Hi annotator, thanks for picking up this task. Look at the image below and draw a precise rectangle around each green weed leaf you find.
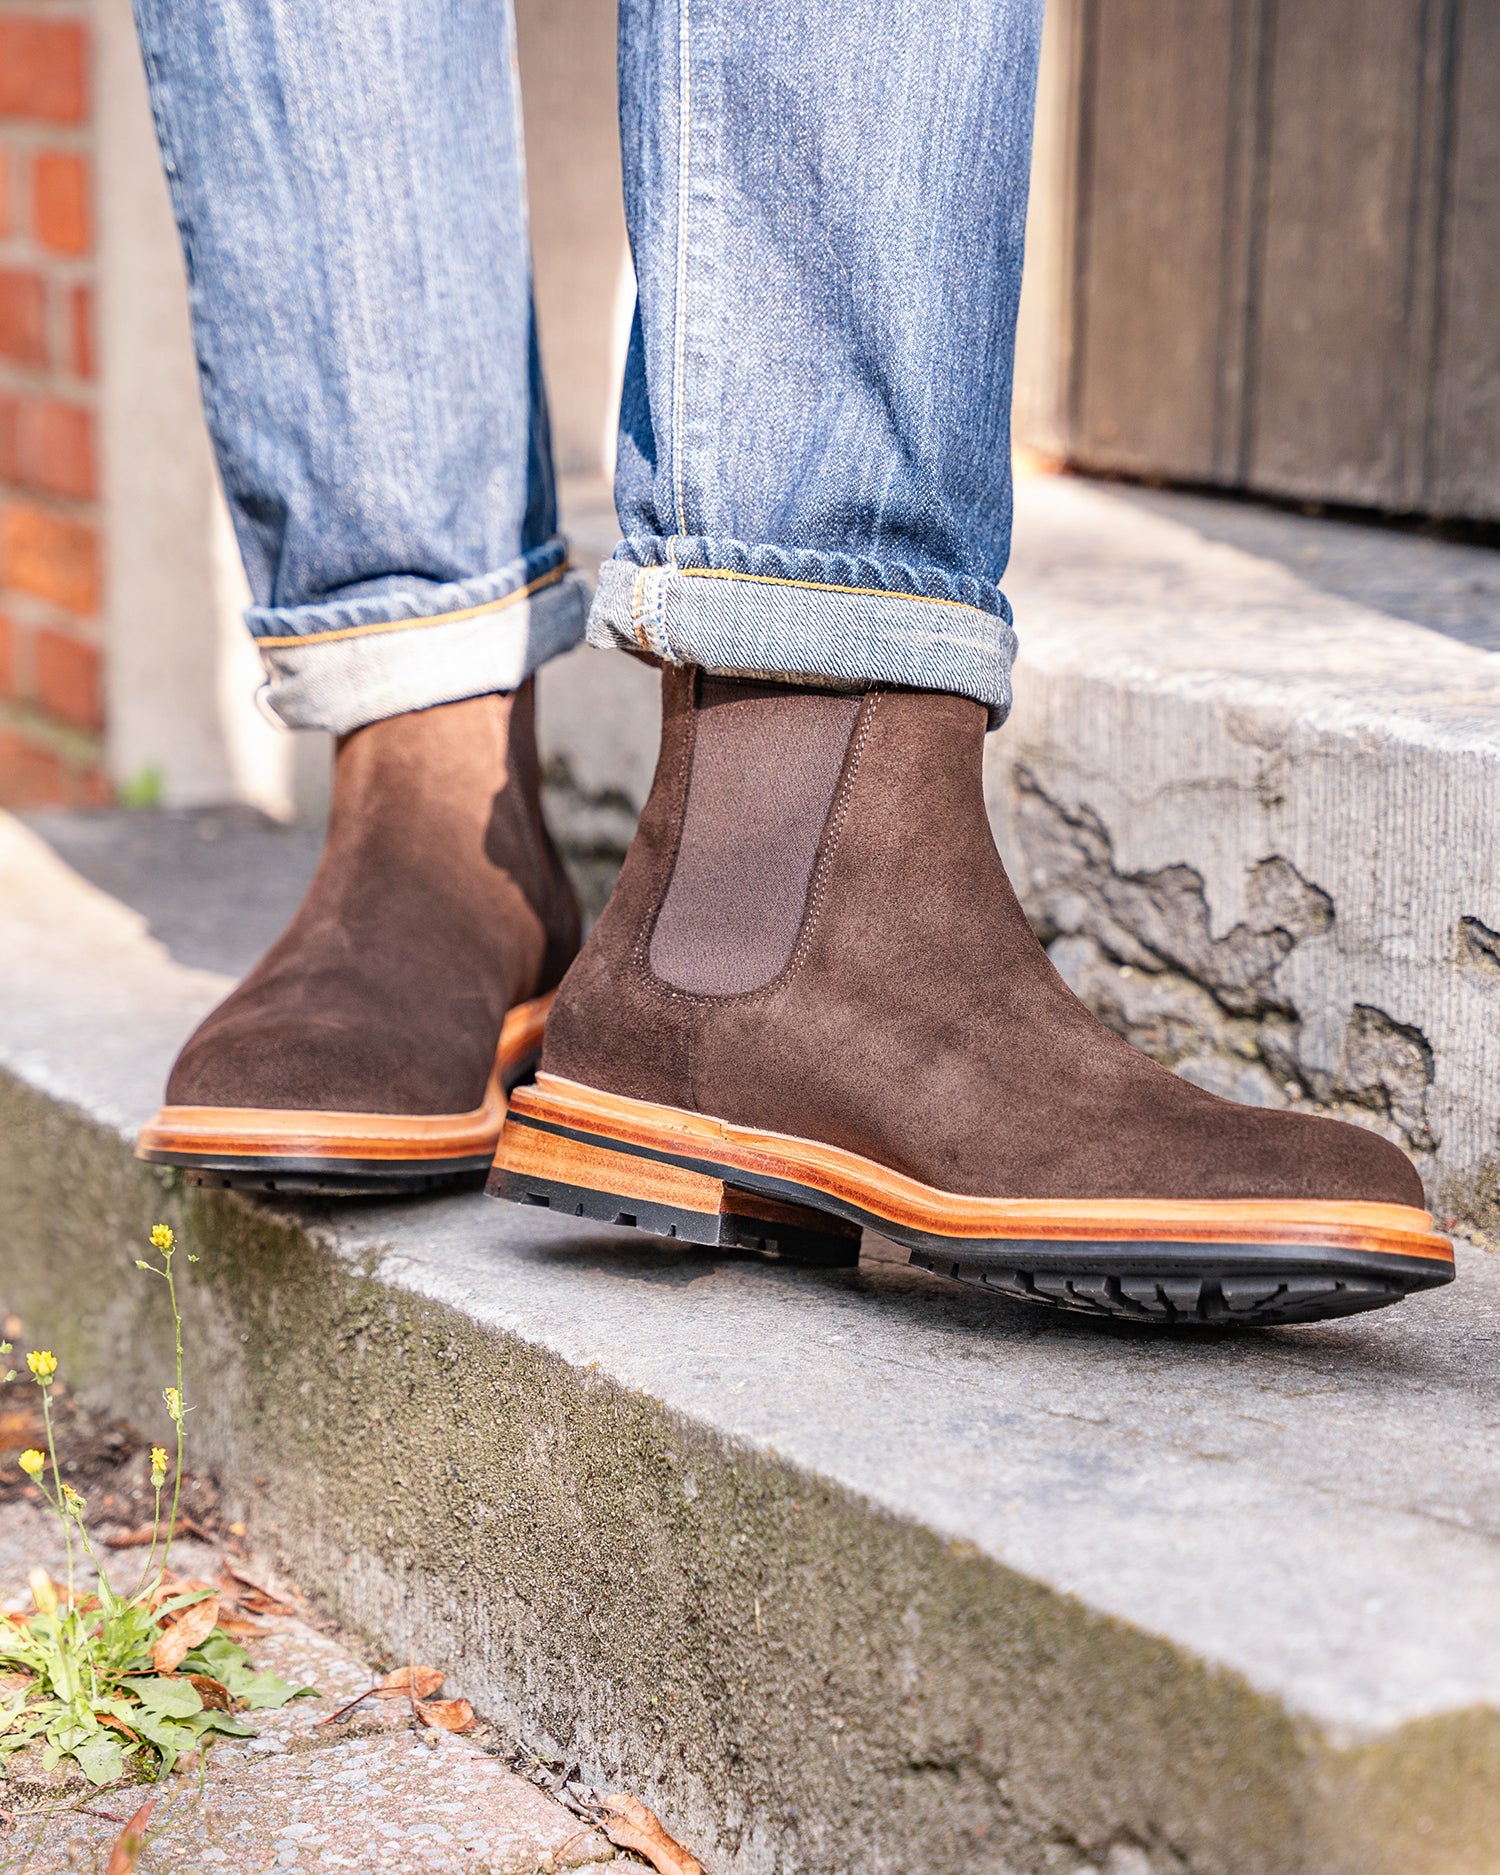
[127,1675,204,1719]
[74,1731,126,1786]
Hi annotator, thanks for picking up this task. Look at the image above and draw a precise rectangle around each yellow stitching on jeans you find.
[674,566,994,617]
[254,563,569,649]
[671,0,692,535]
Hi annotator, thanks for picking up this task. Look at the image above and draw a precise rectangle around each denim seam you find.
[632,567,673,660]
[671,0,693,536]
[629,569,651,654]
[253,562,569,649]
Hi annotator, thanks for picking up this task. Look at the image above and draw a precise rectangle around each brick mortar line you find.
[0,482,103,518]
[0,121,93,150]
[0,374,99,407]
[0,238,96,273]
[0,695,103,761]
[0,603,105,645]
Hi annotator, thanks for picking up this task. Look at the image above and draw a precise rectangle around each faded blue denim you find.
[133,0,1044,733]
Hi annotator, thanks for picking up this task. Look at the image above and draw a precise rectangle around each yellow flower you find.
[162,1386,183,1423]
[150,1446,168,1488]
[17,1449,44,1480]
[61,1483,84,1516]
[26,1350,56,1382]
[150,1225,175,1252]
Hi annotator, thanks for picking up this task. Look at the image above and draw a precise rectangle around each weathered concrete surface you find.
[3,815,1500,1874]
[990,471,1500,1243]
[0,1503,615,1874]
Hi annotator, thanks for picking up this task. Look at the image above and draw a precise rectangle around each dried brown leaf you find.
[598,1793,705,1875]
[415,1697,475,1733]
[213,1613,265,1639]
[104,1520,209,1550]
[152,1594,219,1674]
[217,1561,295,1615]
[186,1673,233,1712]
[374,1665,444,1701]
[243,1588,292,1616]
[95,1712,143,1745]
[104,1799,155,1875]
[149,1575,212,1609]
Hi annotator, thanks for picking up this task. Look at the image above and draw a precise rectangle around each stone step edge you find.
[2,1066,1496,1875]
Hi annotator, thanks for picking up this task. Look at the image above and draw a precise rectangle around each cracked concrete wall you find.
[987,721,1497,1233]
[1002,770,1439,1161]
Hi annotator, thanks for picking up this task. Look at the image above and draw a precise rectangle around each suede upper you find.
[166,685,579,1115]
[543,669,1425,1209]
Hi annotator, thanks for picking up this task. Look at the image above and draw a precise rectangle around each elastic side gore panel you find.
[649,677,861,995]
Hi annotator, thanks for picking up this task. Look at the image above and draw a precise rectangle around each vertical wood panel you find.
[1212,0,1273,482]
[1070,0,1237,480]
[1011,0,1500,520]
[1247,0,1426,506]
[1426,0,1500,518]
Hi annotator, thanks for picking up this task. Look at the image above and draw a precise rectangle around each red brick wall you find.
[0,1,107,807]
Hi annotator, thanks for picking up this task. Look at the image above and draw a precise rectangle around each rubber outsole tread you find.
[496,1171,861,1267]
[179,1164,488,1197]
[909,1256,1416,1325]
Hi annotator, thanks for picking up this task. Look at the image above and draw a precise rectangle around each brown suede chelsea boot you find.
[137,683,580,1193]
[488,668,1453,1325]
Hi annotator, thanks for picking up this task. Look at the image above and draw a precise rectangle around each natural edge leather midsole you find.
[135,992,553,1166]
[497,1073,1454,1266]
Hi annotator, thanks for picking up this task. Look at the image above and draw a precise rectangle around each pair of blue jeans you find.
[133,0,1044,735]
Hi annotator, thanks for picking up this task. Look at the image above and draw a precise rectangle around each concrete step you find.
[2,784,1500,1874]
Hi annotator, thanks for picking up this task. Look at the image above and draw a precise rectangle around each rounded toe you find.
[1268,1108,1427,1210]
[165,1009,345,1110]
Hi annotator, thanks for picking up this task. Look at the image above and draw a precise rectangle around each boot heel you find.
[488,1118,860,1266]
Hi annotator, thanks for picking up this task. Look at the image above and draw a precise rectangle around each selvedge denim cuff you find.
[249,542,589,733]
[587,550,1018,725]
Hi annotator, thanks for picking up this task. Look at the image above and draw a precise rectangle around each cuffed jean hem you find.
[586,555,1017,723]
[251,557,591,734]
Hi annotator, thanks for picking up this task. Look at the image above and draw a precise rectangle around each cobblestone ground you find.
[0,1501,616,1875]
